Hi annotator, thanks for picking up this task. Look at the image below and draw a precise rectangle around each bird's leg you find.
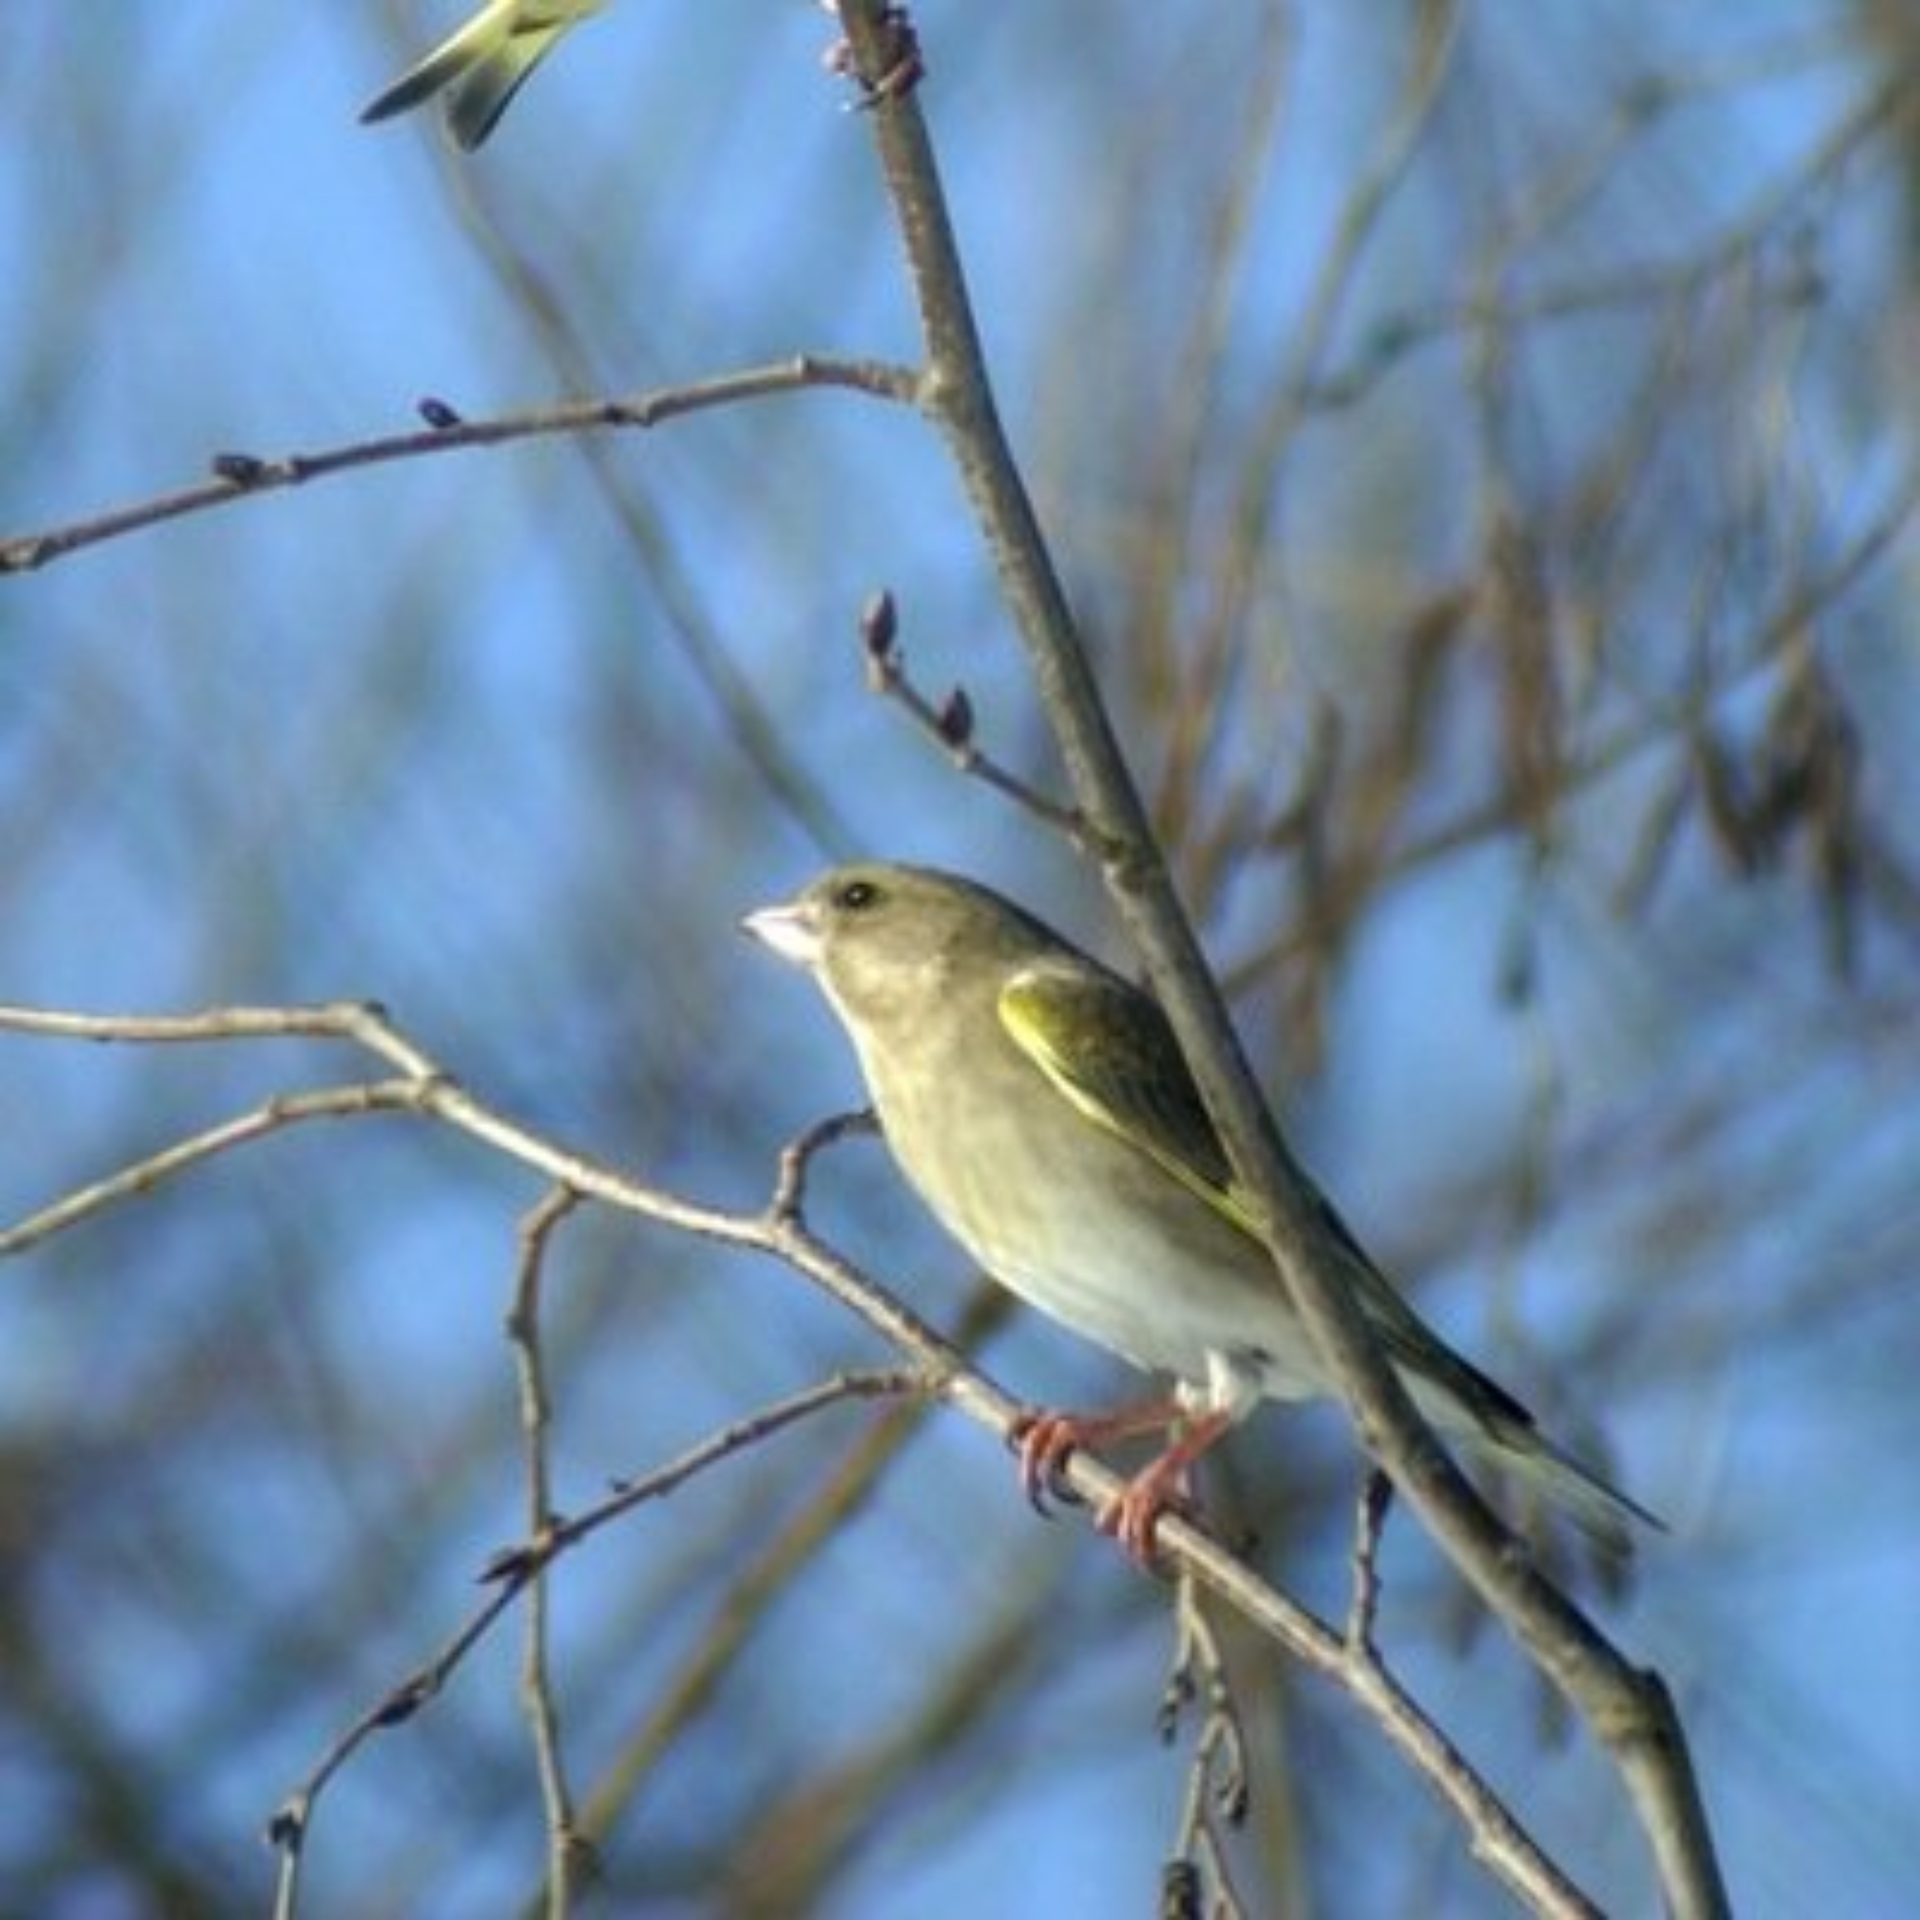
[1010,1396,1185,1514]
[1104,1411,1237,1564]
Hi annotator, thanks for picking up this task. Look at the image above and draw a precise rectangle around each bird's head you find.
[741,862,1055,1028]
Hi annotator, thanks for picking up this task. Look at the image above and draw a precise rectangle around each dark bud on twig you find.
[860,589,899,659]
[1157,1664,1195,1744]
[418,396,463,430]
[936,686,975,751]
[479,1542,537,1584]
[865,7,926,101]
[1159,1860,1202,1920]
[264,1802,307,1851]
[210,452,268,486]
[372,1677,431,1728]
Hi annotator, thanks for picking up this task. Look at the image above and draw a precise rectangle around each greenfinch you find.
[744,861,1657,1560]
[360,0,604,151]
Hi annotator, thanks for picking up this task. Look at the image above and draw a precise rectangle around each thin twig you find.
[506,1187,592,1920]
[857,588,1097,848]
[266,1368,920,1894]
[0,1074,425,1255]
[0,357,918,574]
[770,1107,880,1222]
[1345,1470,1396,1651]
[1160,1575,1252,1918]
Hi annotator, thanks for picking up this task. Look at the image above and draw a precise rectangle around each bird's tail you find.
[1454,1408,1664,1556]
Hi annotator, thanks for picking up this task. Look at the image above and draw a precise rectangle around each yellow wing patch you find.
[997,964,1262,1239]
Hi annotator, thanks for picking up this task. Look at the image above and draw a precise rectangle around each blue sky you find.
[3,5,1918,1915]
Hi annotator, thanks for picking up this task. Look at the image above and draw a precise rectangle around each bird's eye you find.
[836,879,880,912]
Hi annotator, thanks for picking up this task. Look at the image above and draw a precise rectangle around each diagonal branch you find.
[0,356,916,575]
[828,4,1727,1913]
[4,994,1597,1914]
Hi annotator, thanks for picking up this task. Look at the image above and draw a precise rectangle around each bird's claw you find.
[1097,1474,1196,1567]
[1010,1410,1088,1516]
[1009,1396,1197,1547]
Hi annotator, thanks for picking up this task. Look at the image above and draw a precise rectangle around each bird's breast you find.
[864,1027,1308,1390]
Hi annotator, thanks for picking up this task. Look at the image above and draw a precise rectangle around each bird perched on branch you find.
[743,861,1658,1562]
[360,0,604,151]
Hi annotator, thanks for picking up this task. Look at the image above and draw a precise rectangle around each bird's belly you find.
[891,1100,1323,1401]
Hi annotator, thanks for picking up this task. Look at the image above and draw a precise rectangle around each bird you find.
[360,0,604,151]
[742,861,1659,1562]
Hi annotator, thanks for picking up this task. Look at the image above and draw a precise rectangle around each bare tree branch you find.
[0,357,917,575]
[830,3,1728,1911]
[3,993,1606,1913]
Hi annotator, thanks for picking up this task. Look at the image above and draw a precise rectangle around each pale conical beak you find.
[739,897,823,968]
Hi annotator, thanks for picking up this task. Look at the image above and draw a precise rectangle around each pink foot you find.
[1009,1397,1183,1514]
[1096,1411,1237,1565]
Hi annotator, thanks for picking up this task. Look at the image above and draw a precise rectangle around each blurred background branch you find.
[2,4,1917,1914]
